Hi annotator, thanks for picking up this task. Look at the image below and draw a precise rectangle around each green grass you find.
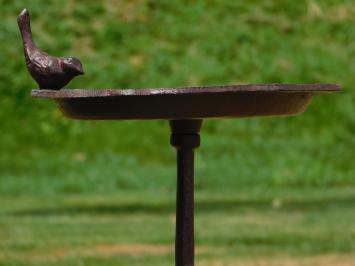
[1,188,355,265]
[0,0,354,265]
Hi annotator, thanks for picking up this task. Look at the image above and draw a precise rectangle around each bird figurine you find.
[17,9,84,90]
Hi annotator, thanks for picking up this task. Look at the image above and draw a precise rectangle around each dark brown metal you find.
[18,9,83,90]
[30,85,339,266]
[31,84,339,120]
[170,119,202,266]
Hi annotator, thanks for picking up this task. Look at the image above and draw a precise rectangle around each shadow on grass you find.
[5,195,355,216]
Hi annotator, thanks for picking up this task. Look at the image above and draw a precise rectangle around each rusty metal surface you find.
[170,120,202,266]
[32,84,338,98]
[18,9,83,90]
[31,84,339,120]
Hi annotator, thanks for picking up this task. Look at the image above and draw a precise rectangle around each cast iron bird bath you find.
[32,84,338,265]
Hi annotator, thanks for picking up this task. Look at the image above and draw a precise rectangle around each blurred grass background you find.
[0,0,354,265]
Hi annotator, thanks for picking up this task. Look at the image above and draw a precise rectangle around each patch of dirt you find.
[74,244,221,258]
[200,254,355,266]
[77,244,172,257]
[0,244,222,262]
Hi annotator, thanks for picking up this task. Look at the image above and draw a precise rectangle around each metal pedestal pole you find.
[170,119,202,266]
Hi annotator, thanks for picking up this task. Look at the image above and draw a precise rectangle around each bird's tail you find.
[17,9,34,47]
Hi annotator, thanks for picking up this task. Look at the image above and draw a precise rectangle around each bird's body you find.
[17,9,83,90]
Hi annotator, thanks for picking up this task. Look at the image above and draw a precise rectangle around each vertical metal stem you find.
[175,148,195,266]
[170,119,202,266]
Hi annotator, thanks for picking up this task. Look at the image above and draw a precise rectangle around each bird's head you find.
[62,57,84,76]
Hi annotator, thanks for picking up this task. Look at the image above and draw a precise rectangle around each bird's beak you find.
[76,67,84,75]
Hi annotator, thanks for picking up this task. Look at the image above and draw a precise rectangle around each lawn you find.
[1,188,355,265]
[0,0,354,265]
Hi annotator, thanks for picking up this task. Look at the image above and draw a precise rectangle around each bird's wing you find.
[30,56,50,71]
[27,50,58,75]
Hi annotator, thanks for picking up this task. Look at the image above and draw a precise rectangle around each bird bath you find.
[19,5,339,265]
[32,83,338,266]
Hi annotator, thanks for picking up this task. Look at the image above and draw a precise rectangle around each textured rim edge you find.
[31,84,340,98]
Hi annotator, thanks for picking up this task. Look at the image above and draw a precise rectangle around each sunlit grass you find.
[1,188,354,265]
